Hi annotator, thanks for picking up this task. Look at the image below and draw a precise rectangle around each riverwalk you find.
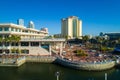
[0,54,119,71]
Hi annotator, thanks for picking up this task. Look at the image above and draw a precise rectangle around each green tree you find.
[11,48,16,53]
[10,35,21,43]
[82,35,90,48]
[82,35,90,43]
[16,48,21,54]
[5,35,21,54]
[95,36,105,51]
[74,49,88,57]
[65,35,69,40]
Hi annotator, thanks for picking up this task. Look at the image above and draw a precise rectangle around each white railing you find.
[21,38,65,42]
[0,31,47,36]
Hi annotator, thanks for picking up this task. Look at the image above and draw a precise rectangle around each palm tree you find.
[95,36,105,52]
[11,35,21,54]
[10,35,21,45]
[0,35,21,54]
[82,35,90,47]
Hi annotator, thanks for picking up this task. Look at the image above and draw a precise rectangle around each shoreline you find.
[0,55,119,71]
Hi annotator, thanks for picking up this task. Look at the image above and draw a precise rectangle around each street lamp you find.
[105,73,107,80]
[55,71,60,80]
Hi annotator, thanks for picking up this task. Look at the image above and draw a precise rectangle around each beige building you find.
[61,16,82,39]
[0,20,65,56]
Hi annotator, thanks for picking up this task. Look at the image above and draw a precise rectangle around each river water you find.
[0,63,120,80]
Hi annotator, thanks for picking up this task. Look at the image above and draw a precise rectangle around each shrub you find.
[74,49,88,57]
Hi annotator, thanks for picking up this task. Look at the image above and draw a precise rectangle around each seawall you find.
[0,55,117,71]
[26,56,56,63]
[0,56,26,67]
[55,57,116,71]
[0,55,56,67]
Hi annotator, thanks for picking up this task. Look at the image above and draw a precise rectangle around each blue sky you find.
[0,0,120,35]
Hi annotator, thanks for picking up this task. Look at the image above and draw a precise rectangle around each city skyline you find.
[0,0,120,35]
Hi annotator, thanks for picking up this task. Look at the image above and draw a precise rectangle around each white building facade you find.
[0,22,65,55]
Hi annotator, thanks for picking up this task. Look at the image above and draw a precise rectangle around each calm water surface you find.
[0,63,120,80]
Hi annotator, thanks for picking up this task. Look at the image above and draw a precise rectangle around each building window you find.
[0,27,2,31]
[25,30,28,33]
[22,30,25,32]
[21,49,29,54]
[4,35,9,38]
[11,28,14,31]
[18,29,20,32]
[31,42,39,46]
[4,27,9,31]
[0,35,3,38]
[0,42,2,46]
[15,43,18,46]
[5,42,9,46]
[11,42,18,46]
[15,28,18,32]
[21,42,29,46]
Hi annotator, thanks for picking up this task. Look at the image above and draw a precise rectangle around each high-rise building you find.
[17,19,24,26]
[61,16,82,39]
[28,21,35,29]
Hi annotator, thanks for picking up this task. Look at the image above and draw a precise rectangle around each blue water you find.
[0,63,120,80]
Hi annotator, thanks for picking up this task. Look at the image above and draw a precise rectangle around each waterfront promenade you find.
[0,54,118,71]
[0,43,119,71]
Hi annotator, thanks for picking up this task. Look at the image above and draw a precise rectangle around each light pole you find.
[55,71,60,80]
[105,73,107,80]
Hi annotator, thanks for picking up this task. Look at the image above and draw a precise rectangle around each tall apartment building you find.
[28,21,35,29]
[61,16,82,39]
